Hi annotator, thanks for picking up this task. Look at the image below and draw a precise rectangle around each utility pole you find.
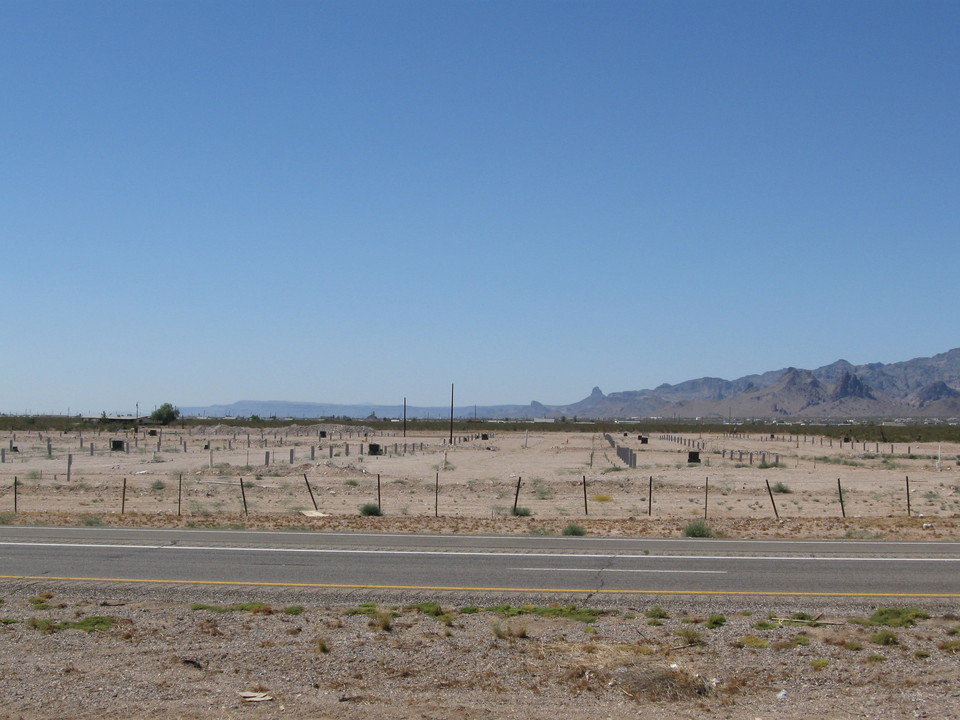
[449,384,454,444]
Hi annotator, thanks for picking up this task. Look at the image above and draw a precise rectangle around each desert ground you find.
[1,425,959,719]
[1,587,959,720]
[0,424,958,536]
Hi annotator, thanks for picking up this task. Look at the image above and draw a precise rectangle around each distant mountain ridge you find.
[180,347,960,420]
[178,399,533,421]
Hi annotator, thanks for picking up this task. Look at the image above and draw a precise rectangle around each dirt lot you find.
[1,425,958,533]
[1,426,959,718]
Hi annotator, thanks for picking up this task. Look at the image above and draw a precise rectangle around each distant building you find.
[80,414,153,424]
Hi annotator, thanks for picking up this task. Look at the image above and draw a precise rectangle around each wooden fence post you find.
[906,475,911,516]
[765,479,779,519]
[582,475,588,515]
[837,478,846,518]
[178,474,182,516]
[303,473,318,511]
[704,477,709,520]
[240,478,248,515]
[121,478,127,514]
[648,476,653,517]
[512,476,522,515]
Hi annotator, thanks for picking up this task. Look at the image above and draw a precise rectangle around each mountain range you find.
[179,347,960,421]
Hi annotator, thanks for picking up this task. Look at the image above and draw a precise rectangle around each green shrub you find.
[772,635,811,650]
[706,614,726,629]
[60,616,115,632]
[407,601,444,617]
[870,629,898,646]
[29,595,55,610]
[359,503,383,516]
[27,618,56,634]
[771,481,792,494]
[938,639,960,653]
[562,523,586,536]
[484,604,598,623]
[646,605,669,620]
[344,602,380,617]
[511,506,532,517]
[533,605,598,623]
[815,456,863,467]
[191,602,272,614]
[738,634,768,649]
[682,520,713,538]
[28,616,114,634]
[868,607,929,627]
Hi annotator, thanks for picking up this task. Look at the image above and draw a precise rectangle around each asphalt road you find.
[1,526,959,598]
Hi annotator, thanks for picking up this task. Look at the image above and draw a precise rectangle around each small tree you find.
[151,403,180,425]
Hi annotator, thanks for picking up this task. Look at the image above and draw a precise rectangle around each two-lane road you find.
[1,526,959,598]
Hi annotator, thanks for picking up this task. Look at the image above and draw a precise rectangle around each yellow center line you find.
[0,574,957,598]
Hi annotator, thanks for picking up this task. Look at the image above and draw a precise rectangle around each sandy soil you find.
[2,426,959,718]
[0,426,958,538]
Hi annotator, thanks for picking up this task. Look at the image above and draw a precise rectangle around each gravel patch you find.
[2,586,959,719]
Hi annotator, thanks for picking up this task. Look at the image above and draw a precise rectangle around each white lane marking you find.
[4,526,960,548]
[0,542,165,550]
[512,567,727,574]
[1,541,960,562]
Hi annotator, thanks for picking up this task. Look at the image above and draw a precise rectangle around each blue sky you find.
[2,0,958,415]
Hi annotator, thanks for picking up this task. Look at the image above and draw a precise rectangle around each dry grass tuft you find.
[492,621,528,639]
[563,664,612,694]
[614,666,713,701]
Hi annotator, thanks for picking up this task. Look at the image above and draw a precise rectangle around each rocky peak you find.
[913,381,960,407]
[770,368,829,409]
[830,372,875,401]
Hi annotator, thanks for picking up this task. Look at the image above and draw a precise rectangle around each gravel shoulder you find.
[2,563,960,719]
